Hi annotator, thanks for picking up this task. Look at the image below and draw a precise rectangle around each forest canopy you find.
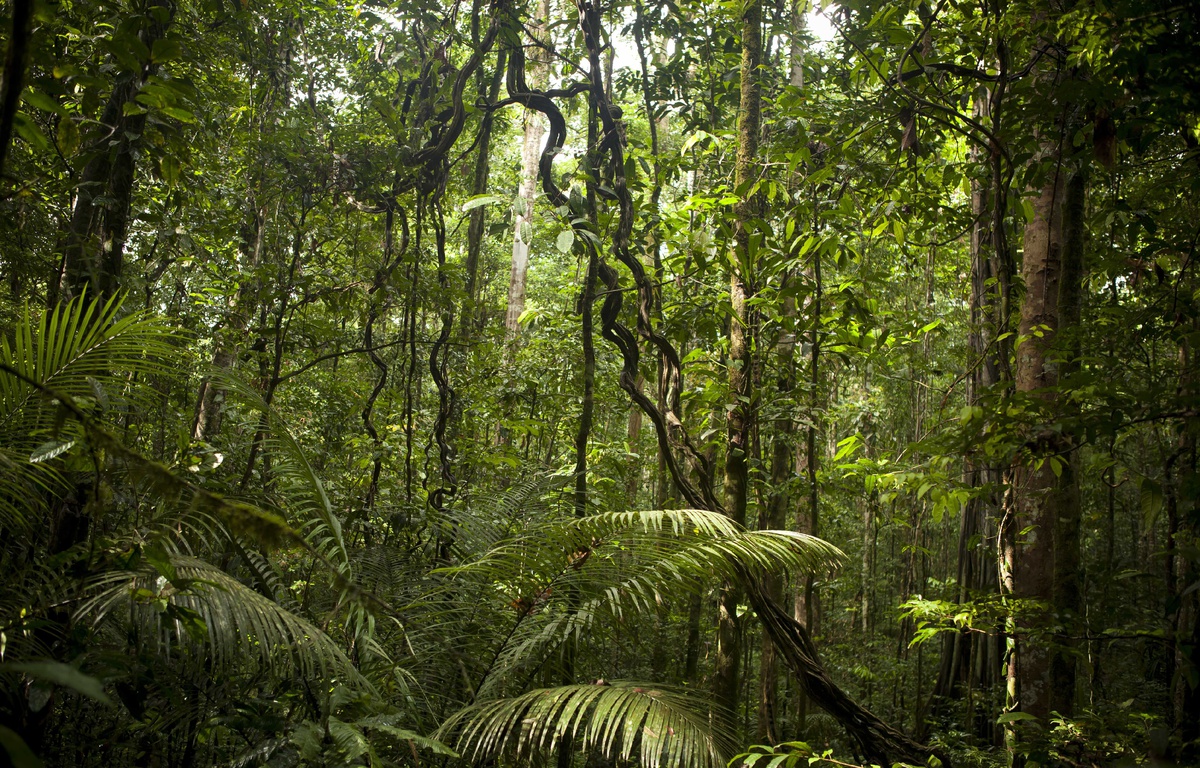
[1,0,1199,765]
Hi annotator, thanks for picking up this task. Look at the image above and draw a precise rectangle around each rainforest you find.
[1,0,1198,765]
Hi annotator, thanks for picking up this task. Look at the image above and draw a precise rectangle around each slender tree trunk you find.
[193,202,265,441]
[793,211,821,734]
[931,88,1004,742]
[504,0,549,339]
[626,373,645,504]
[714,0,761,721]
[464,44,507,329]
[758,289,796,744]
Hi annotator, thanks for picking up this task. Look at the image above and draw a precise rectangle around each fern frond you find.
[75,555,371,690]
[0,292,179,532]
[444,509,842,621]
[438,682,732,768]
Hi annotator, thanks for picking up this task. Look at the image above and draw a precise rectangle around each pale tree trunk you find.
[715,0,761,721]
[504,0,549,338]
[789,0,807,89]
[787,2,821,738]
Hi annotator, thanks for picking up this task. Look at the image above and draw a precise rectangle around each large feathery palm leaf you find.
[75,555,371,689]
[0,292,178,531]
[439,508,843,699]
[438,472,575,560]
[411,508,843,767]
[438,682,733,768]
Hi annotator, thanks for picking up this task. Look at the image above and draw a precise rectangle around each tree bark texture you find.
[1009,107,1084,724]
[715,0,761,721]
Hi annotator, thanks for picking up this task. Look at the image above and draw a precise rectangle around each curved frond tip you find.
[437,682,733,768]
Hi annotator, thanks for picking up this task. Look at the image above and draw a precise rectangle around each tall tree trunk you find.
[758,289,796,744]
[504,0,549,339]
[1008,89,1083,729]
[715,0,761,722]
[1174,323,1200,758]
[59,4,172,300]
[793,206,821,734]
[1050,169,1086,717]
[931,88,1004,742]
[0,0,33,181]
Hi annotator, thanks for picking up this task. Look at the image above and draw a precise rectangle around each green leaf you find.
[462,194,502,212]
[150,38,182,63]
[22,90,65,116]
[143,543,178,583]
[0,726,43,768]
[439,682,733,768]
[57,118,80,155]
[160,106,197,123]
[29,439,75,463]
[360,723,459,757]
[996,711,1037,724]
[160,155,181,186]
[12,113,49,151]
[0,662,113,706]
[556,229,575,254]
[680,130,716,154]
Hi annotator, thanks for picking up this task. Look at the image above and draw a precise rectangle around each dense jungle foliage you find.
[1,0,1199,764]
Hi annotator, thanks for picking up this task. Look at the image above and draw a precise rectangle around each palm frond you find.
[0,292,179,532]
[209,371,349,570]
[75,555,371,690]
[439,509,842,699]
[445,508,842,623]
[439,472,574,560]
[0,291,177,416]
[438,682,732,768]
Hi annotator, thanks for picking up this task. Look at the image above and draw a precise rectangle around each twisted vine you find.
[362,205,410,520]
[574,0,722,513]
